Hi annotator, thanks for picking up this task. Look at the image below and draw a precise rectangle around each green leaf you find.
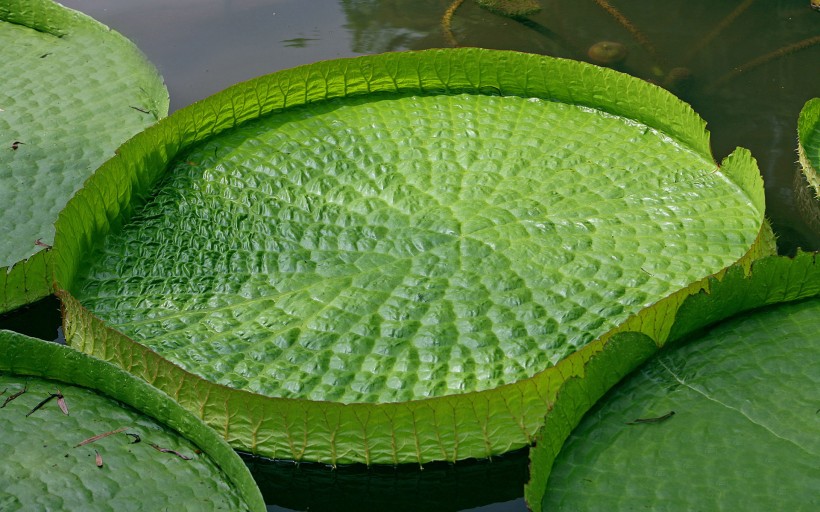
[796,98,820,235]
[54,48,767,464]
[536,298,820,510]
[0,0,169,313]
[525,251,820,511]
[0,330,265,511]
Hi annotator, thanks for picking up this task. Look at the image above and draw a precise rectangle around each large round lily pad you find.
[0,330,265,511]
[0,0,168,313]
[55,48,768,464]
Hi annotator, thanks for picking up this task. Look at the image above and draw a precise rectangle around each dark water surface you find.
[57,0,820,248]
[7,1,820,510]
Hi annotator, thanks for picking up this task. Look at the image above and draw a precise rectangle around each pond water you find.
[6,0,820,510]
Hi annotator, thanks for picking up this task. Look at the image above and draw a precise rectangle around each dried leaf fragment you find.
[1,384,27,408]
[75,427,128,448]
[150,443,192,460]
[56,389,68,415]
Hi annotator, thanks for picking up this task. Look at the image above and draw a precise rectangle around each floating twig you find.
[150,443,192,460]
[592,0,662,72]
[626,410,676,425]
[476,0,542,18]
[512,16,584,59]
[709,35,820,90]
[130,105,150,114]
[2,384,27,408]
[75,427,128,448]
[25,392,59,417]
[683,0,755,65]
[442,0,466,47]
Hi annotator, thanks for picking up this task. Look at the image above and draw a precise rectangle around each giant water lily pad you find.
[529,252,820,510]
[0,0,168,313]
[796,98,820,237]
[525,251,820,510]
[0,330,265,511]
[55,48,768,464]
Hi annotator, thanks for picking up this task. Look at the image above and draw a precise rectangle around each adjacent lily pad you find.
[0,0,168,313]
[796,98,820,237]
[0,330,265,511]
[525,251,820,511]
[55,48,768,464]
[534,282,820,509]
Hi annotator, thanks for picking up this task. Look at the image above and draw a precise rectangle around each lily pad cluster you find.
[52,46,772,466]
[1,0,818,509]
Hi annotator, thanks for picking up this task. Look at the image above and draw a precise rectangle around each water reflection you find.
[340,0,440,52]
[60,0,357,111]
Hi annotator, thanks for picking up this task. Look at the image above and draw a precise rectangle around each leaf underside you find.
[56,48,766,464]
[0,0,168,313]
[0,330,265,511]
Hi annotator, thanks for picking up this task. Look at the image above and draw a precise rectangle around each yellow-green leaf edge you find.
[53,48,770,465]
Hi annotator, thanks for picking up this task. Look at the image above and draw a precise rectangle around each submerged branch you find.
[593,0,661,72]
[442,0,466,47]
[683,0,755,65]
[708,35,820,90]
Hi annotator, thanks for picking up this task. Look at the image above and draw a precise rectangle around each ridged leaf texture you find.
[525,251,820,510]
[0,0,168,313]
[0,330,265,511]
[55,48,768,464]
